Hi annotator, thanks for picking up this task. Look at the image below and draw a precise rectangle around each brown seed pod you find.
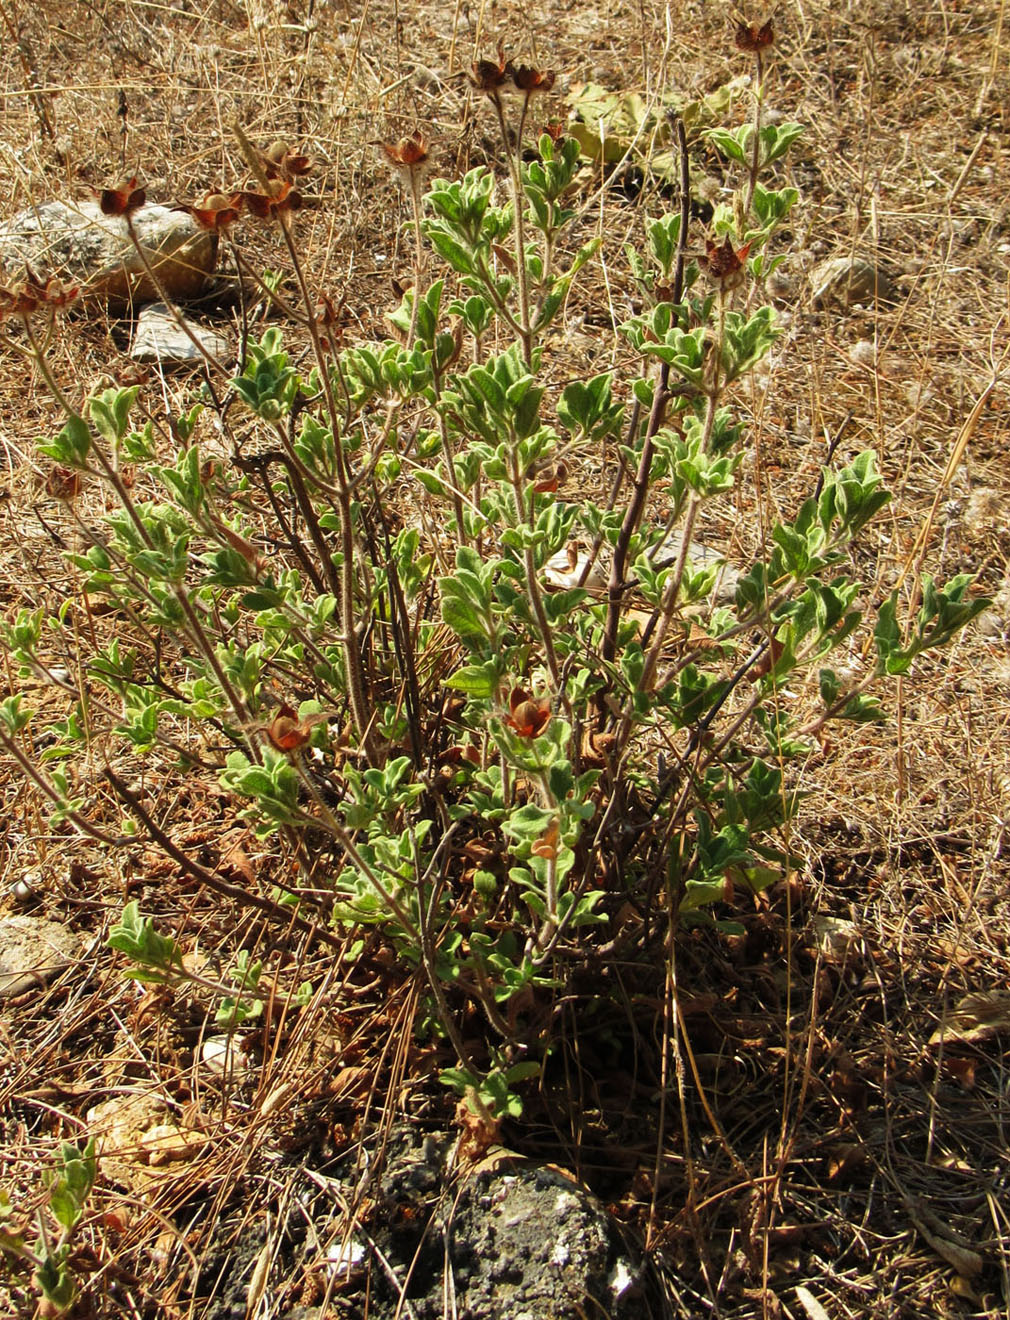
[735,18,774,52]
[98,176,146,217]
[511,65,556,95]
[470,46,511,94]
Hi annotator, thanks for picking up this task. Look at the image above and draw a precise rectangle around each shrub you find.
[0,45,987,1130]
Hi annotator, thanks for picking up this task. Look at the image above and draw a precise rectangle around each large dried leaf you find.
[929,989,1010,1048]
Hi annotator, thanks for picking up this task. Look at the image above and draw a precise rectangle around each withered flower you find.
[470,47,511,94]
[505,687,551,739]
[266,702,312,753]
[735,18,774,52]
[238,178,302,221]
[543,120,567,144]
[262,140,313,181]
[264,701,329,752]
[0,266,79,320]
[381,131,430,171]
[700,235,752,292]
[511,65,556,96]
[177,191,243,232]
[45,465,83,500]
[283,153,312,177]
[97,176,146,217]
[532,460,566,494]
[530,818,559,861]
[38,275,79,309]
[316,290,348,353]
[0,284,34,319]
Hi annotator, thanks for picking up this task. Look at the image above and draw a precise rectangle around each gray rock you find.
[810,256,896,308]
[548,535,740,604]
[189,1129,661,1320]
[0,200,217,307]
[443,1163,646,1319]
[328,1127,656,1319]
[0,914,81,998]
[131,302,230,365]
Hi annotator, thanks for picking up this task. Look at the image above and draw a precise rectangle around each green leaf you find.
[706,125,750,165]
[35,1252,76,1312]
[89,386,139,445]
[503,804,555,842]
[38,413,92,466]
[444,663,499,697]
[440,589,489,640]
[107,901,184,977]
[425,229,477,276]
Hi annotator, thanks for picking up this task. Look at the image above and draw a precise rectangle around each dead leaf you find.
[824,1141,867,1184]
[259,1081,294,1118]
[940,1054,977,1090]
[328,1065,372,1099]
[220,832,257,886]
[746,635,786,682]
[141,1122,207,1166]
[580,727,616,767]
[949,1274,983,1304]
[794,1286,831,1320]
[907,1196,984,1277]
[454,1096,501,1165]
[544,544,607,593]
[683,620,722,651]
[810,914,861,966]
[930,989,1010,1048]
[87,1092,207,1190]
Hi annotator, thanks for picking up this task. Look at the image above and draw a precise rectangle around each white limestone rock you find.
[0,200,217,307]
[131,302,230,365]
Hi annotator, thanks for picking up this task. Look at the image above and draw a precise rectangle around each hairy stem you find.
[744,50,765,216]
[600,119,691,673]
[508,447,561,687]
[492,90,533,365]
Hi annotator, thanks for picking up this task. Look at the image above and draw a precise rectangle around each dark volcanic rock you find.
[442,1161,645,1319]
[330,1128,654,1319]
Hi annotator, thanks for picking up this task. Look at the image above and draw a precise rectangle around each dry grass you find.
[1,0,1009,1316]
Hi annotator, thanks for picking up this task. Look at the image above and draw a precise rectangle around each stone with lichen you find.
[0,200,217,308]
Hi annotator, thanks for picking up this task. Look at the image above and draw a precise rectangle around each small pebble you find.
[850,339,877,367]
[201,1034,251,1076]
[10,873,39,903]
